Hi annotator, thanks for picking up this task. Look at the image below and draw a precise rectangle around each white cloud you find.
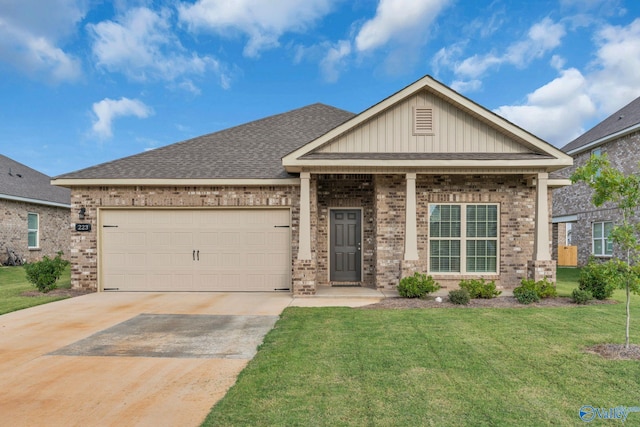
[494,68,596,145]
[451,79,482,93]
[355,0,450,52]
[452,17,566,80]
[88,7,231,89]
[320,40,352,82]
[588,18,640,114]
[0,0,85,83]
[91,97,153,139]
[178,0,334,58]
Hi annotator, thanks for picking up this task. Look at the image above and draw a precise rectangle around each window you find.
[27,213,39,248]
[429,204,499,273]
[592,221,613,256]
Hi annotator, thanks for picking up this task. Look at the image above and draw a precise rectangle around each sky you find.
[1,0,640,177]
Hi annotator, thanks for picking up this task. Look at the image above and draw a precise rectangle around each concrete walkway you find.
[0,291,385,427]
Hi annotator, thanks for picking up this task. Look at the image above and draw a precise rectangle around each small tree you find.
[24,251,69,293]
[571,153,640,349]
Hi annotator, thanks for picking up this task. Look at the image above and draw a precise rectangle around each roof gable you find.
[0,155,70,206]
[283,75,572,171]
[562,95,640,154]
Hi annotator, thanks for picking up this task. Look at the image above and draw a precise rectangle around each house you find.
[52,75,572,295]
[552,95,640,267]
[0,155,71,263]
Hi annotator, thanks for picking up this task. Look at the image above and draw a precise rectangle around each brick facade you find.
[553,130,640,266]
[0,199,70,263]
[69,172,551,293]
[69,185,301,291]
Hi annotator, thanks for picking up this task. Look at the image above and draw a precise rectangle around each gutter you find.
[567,123,640,155]
[0,194,71,209]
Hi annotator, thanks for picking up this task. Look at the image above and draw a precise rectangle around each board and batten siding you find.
[317,90,530,154]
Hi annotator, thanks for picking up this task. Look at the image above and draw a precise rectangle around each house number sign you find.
[75,223,92,232]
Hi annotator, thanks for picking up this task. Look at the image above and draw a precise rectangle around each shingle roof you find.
[0,155,70,206]
[56,103,355,180]
[562,95,640,153]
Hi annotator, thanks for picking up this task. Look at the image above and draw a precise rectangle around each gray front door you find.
[330,210,361,282]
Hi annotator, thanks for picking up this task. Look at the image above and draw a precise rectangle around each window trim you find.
[592,221,613,257]
[428,203,500,274]
[27,212,39,249]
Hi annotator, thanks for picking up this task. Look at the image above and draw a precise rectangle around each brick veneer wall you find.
[316,175,375,287]
[553,130,640,266]
[372,174,541,290]
[69,185,300,291]
[0,199,70,263]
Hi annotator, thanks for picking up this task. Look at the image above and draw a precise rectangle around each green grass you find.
[0,265,72,315]
[204,269,640,426]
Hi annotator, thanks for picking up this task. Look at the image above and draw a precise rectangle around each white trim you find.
[552,214,578,223]
[328,207,363,284]
[0,194,70,209]
[298,172,312,260]
[51,178,301,187]
[27,212,39,249]
[548,179,571,188]
[566,123,640,155]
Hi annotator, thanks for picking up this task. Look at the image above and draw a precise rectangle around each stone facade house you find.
[0,155,71,263]
[52,75,572,295]
[553,95,640,266]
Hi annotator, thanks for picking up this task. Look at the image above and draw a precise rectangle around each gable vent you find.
[413,107,435,135]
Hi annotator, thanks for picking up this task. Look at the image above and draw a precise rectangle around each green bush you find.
[571,288,593,305]
[23,252,69,293]
[578,260,616,300]
[448,289,470,305]
[458,278,501,299]
[513,288,540,304]
[397,272,440,298]
[517,278,558,299]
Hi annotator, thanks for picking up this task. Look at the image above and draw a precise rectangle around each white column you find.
[534,172,551,261]
[404,172,419,260]
[298,172,312,260]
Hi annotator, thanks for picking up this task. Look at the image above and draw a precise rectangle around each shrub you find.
[513,288,540,304]
[571,288,593,305]
[578,260,616,300]
[23,252,69,293]
[397,272,440,298]
[517,278,558,299]
[458,278,501,299]
[448,289,470,305]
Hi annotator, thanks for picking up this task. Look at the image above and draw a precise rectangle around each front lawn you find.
[0,266,72,315]
[204,268,640,426]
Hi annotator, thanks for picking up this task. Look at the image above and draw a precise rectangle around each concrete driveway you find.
[0,291,383,427]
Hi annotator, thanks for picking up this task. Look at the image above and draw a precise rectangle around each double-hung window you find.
[429,204,499,273]
[592,221,613,256]
[27,213,39,249]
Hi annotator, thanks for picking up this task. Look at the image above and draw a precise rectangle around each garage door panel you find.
[101,209,290,291]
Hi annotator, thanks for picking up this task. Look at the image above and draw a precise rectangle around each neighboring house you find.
[0,155,71,263]
[52,75,572,295]
[553,95,640,267]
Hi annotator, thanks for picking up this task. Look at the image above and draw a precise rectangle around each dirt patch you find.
[359,295,617,309]
[21,288,94,298]
[586,344,640,360]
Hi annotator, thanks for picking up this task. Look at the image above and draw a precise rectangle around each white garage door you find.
[100,209,291,292]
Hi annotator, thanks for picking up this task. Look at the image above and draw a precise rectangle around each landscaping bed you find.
[361,295,617,309]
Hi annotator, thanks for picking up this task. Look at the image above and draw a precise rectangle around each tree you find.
[571,153,640,349]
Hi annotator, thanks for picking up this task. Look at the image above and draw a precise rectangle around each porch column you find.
[404,172,419,260]
[298,172,312,260]
[534,172,551,261]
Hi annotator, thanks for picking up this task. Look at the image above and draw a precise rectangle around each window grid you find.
[592,221,613,256]
[429,204,499,274]
[27,213,39,248]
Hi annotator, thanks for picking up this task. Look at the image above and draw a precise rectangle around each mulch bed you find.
[360,296,617,309]
[21,288,94,298]
[586,344,640,360]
